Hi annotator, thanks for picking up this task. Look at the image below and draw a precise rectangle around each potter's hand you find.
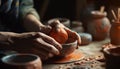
[23,14,52,34]
[39,25,52,34]
[48,20,81,48]
[9,32,62,60]
[65,28,81,48]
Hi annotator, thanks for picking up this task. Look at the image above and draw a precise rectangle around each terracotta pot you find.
[110,21,120,45]
[103,45,120,69]
[86,11,111,41]
[1,54,42,69]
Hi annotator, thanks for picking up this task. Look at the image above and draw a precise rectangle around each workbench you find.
[43,38,110,69]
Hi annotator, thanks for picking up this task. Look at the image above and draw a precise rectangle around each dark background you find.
[34,0,120,22]
[34,0,75,22]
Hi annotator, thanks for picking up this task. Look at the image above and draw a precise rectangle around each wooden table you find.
[43,38,110,69]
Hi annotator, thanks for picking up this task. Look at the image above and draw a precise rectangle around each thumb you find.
[40,25,52,34]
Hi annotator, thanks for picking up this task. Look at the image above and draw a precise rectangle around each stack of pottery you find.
[47,18,70,28]
[71,21,84,33]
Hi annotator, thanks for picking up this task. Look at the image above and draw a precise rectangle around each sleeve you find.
[19,0,40,21]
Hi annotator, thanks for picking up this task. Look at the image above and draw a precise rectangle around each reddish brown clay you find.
[110,21,120,45]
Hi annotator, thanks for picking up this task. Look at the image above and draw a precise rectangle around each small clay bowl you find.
[103,45,120,69]
[58,40,77,57]
[1,54,42,69]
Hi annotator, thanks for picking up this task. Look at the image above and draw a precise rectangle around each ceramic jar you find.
[86,11,111,41]
[110,21,120,45]
[1,54,42,69]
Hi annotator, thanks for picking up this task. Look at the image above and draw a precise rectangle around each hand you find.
[9,32,62,60]
[40,25,52,34]
[65,28,81,48]
[23,14,52,34]
[48,20,81,48]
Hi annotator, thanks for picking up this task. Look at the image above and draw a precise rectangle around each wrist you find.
[0,32,19,50]
[23,14,45,32]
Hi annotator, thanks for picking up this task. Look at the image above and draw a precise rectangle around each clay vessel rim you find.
[103,46,120,56]
[2,54,40,65]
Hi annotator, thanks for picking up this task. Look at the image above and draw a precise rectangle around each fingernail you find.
[56,50,60,55]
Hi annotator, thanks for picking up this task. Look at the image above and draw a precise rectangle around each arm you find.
[23,14,44,32]
[19,0,42,31]
[19,0,51,33]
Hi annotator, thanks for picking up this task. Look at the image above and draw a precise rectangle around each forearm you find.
[19,0,43,32]
[23,14,44,32]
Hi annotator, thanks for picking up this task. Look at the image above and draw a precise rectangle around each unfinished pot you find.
[71,21,84,33]
[58,40,77,57]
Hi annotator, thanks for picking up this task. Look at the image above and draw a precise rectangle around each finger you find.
[75,32,81,46]
[34,38,60,55]
[42,25,52,34]
[36,33,62,51]
[46,25,52,29]
[42,36,62,51]
[72,32,81,46]
[65,29,81,46]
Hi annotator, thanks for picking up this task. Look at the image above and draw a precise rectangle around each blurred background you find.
[33,0,120,22]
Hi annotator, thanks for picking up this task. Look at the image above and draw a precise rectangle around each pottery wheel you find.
[45,50,84,64]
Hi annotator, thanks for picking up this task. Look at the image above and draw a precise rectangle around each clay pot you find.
[103,45,120,69]
[1,54,42,69]
[86,11,111,41]
[110,21,120,45]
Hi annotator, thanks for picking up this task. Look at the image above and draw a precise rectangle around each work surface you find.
[43,38,110,69]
